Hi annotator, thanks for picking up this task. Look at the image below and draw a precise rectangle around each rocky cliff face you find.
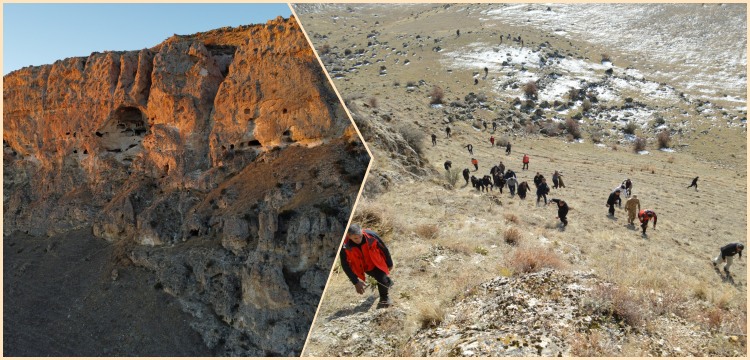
[3,16,368,356]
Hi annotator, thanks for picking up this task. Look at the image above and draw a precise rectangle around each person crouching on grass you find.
[340,224,394,309]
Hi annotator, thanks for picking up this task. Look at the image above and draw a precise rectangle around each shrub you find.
[474,246,488,255]
[504,213,519,224]
[633,137,646,153]
[657,130,670,148]
[352,204,393,237]
[318,44,331,55]
[582,98,592,111]
[344,48,352,56]
[523,81,538,99]
[429,86,445,105]
[623,122,637,135]
[507,247,564,274]
[525,123,538,135]
[416,302,445,329]
[367,97,378,108]
[399,124,424,156]
[567,88,580,102]
[415,224,439,239]
[444,169,460,188]
[565,118,582,139]
[586,285,645,328]
[504,227,522,245]
[591,130,604,143]
[707,307,723,330]
[601,53,611,63]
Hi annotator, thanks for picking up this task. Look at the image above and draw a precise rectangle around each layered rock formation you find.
[3,16,368,356]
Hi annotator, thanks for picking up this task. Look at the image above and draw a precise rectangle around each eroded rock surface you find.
[3,16,368,356]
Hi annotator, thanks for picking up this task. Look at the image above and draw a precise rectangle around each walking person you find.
[623,195,641,226]
[445,126,451,138]
[471,158,478,171]
[444,160,452,172]
[552,171,562,189]
[548,198,569,227]
[462,168,470,185]
[505,142,512,155]
[492,121,497,132]
[465,144,473,155]
[638,209,657,235]
[490,136,495,147]
[606,189,622,217]
[536,178,550,206]
[517,181,531,199]
[522,153,529,170]
[713,243,744,274]
[340,224,394,308]
[687,176,699,191]
[431,134,437,146]
[505,171,518,196]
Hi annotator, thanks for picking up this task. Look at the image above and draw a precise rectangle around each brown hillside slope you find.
[295,4,746,356]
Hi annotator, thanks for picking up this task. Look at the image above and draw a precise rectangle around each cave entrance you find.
[97,106,149,163]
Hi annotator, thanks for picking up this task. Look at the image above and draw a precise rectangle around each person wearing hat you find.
[340,224,394,308]
[713,243,744,274]
[606,189,622,217]
[623,194,641,226]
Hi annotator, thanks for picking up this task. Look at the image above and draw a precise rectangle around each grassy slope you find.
[298,4,746,356]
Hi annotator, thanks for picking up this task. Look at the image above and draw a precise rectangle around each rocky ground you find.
[3,16,368,356]
[295,4,746,357]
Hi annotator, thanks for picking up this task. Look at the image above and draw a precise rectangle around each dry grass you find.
[429,86,444,105]
[414,224,439,239]
[565,118,582,139]
[523,81,538,99]
[351,201,395,238]
[504,213,519,224]
[415,301,445,329]
[657,129,671,148]
[633,137,646,152]
[506,246,564,274]
[504,227,522,245]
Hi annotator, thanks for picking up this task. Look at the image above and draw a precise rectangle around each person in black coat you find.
[462,168,470,185]
[444,160,452,171]
[517,181,531,199]
[536,178,550,205]
[548,198,569,227]
[713,243,744,273]
[606,189,621,216]
[505,142,511,155]
[687,176,699,190]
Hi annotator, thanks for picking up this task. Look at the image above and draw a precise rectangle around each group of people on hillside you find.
[342,126,738,311]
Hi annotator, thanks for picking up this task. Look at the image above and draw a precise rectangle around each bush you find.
[352,204,393,237]
[633,137,646,153]
[582,98,592,112]
[504,213,519,224]
[623,122,637,135]
[544,122,560,137]
[415,224,439,239]
[429,86,445,105]
[504,227,522,245]
[567,88,580,102]
[591,130,604,144]
[367,97,378,108]
[525,123,538,135]
[444,170,460,188]
[657,130,670,148]
[601,53,611,63]
[417,302,445,329]
[565,118,582,139]
[507,247,564,274]
[318,44,331,55]
[523,81,538,99]
[398,124,424,156]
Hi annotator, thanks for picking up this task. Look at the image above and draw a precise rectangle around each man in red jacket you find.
[638,209,657,235]
[340,224,394,308]
[522,153,529,170]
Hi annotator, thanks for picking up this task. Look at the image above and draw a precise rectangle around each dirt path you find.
[3,229,214,356]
